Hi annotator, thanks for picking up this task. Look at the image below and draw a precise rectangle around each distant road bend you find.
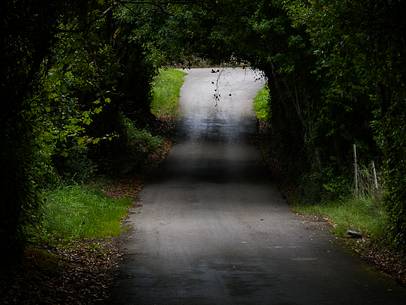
[111,68,406,305]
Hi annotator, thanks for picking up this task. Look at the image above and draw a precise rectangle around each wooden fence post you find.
[353,144,358,196]
[371,161,379,190]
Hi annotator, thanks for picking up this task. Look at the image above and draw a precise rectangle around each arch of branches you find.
[1,0,405,257]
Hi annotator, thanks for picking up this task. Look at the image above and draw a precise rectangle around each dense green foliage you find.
[0,0,160,256]
[1,0,405,253]
[113,116,164,174]
[0,0,79,256]
[151,68,187,119]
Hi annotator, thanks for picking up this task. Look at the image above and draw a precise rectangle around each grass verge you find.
[37,184,133,245]
[3,180,139,305]
[151,68,186,119]
[293,196,387,240]
[253,85,270,121]
[293,196,405,285]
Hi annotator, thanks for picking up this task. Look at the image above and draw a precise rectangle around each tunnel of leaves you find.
[1,0,405,260]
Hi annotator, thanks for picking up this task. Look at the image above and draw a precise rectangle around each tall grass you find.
[37,184,132,244]
[294,196,388,240]
[151,68,186,118]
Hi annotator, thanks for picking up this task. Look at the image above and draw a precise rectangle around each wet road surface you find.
[111,68,406,305]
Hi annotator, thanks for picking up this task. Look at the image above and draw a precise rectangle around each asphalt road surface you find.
[111,68,406,305]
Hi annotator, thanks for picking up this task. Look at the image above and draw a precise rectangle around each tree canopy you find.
[1,0,405,257]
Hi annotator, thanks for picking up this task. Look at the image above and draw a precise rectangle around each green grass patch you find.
[294,197,388,240]
[253,85,270,121]
[151,68,186,118]
[38,184,132,244]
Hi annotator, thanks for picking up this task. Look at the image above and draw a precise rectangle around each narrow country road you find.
[111,68,406,305]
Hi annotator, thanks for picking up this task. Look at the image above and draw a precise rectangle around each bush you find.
[299,168,351,204]
[123,117,163,155]
[52,146,97,184]
[101,115,164,175]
